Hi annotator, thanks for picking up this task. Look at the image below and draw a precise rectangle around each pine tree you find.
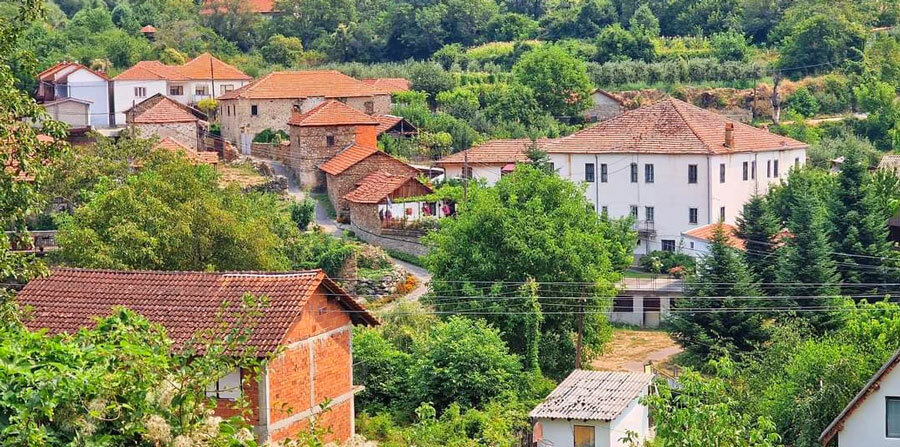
[776,187,841,332]
[830,144,898,291]
[667,224,769,362]
[736,195,781,285]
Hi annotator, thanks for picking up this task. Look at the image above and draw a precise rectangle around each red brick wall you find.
[263,285,355,444]
[326,153,419,212]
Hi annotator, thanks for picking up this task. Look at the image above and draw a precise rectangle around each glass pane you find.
[888,398,900,437]
[574,425,595,447]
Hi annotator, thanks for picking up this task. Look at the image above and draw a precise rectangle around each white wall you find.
[839,365,900,447]
[537,390,650,447]
[65,69,110,128]
[709,148,806,224]
[113,79,167,125]
[442,163,505,185]
[609,392,650,446]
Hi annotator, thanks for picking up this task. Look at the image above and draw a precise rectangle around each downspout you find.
[595,154,600,214]
[706,154,712,224]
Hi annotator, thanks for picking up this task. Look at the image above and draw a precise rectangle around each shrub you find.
[252,128,289,143]
[785,86,820,118]
[710,31,752,62]
[289,198,315,231]
[640,250,696,274]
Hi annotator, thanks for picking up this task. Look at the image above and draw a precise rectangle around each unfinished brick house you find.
[217,70,391,149]
[125,93,208,150]
[17,268,378,444]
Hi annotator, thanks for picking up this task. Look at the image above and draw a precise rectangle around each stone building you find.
[125,93,208,150]
[285,100,381,188]
[584,89,625,122]
[321,144,420,214]
[217,71,392,149]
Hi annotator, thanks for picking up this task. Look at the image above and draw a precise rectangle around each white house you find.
[820,349,900,446]
[531,370,653,447]
[112,52,251,125]
[435,138,544,185]
[544,98,808,256]
[680,222,746,257]
[36,62,112,128]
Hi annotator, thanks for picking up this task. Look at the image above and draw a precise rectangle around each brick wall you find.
[263,285,356,444]
[134,122,199,149]
[212,368,260,425]
[325,153,419,213]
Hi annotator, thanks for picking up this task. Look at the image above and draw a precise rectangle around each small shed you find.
[42,97,92,129]
[374,114,417,137]
[531,370,653,447]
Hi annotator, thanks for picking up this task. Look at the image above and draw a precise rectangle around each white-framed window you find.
[773,160,779,177]
[169,85,183,96]
[600,164,608,183]
[752,160,757,179]
[644,164,654,183]
[661,239,676,252]
[134,87,147,97]
[195,85,209,96]
[767,160,772,178]
[205,369,241,400]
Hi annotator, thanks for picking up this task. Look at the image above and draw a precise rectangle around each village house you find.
[113,53,251,125]
[125,93,208,150]
[35,62,112,128]
[680,222,745,256]
[374,115,417,138]
[436,138,544,185]
[543,98,808,256]
[531,370,654,447]
[217,71,392,150]
[585,89,625,122]
[343,172,434,254]
[16,268,378,445]
[320,143,420,214]
[820,348,900,446]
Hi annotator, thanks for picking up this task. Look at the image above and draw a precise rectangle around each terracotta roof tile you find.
[361,78,411,94]
[218,70,383,100]
[437,138,544,165]
[113,54,248,81]
[545,98,808,155]
[287,100,379,127]
[682,223,745,249]
[344,173,431,204]
[17,268,377,355]
[373,115,417,135]
[202,0,276,14]
[320,144,378,175]
[38,62,108,81]
[127,94,203,124]
[155,137,219,165]
[140,24,157,33]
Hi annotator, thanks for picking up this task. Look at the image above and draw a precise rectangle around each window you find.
[751,160,757,179]
[585,163,595,182]
[767,160,771,178]
[720,206,726,221]
[689,207,698,224]
[612,296,633,313]
[719,163,726,183]
[688,164,698,184]
[645,163,654,183]
[549,162,555,172]
[645,206,654,223]
[601,205,608,215]
[221,84,234,93]
[661,240,676,252]
[629,205,638,218]
[205,369,241,400]
[462,166,473,179]
[743,161,748,180]
[888,397,900,438]
[195,85,209,96]
[574,425,595,447]
[630,163,638,183]
[773,160,779,177]
[251,105,258,116]
[326,133,335,146]
[134,87,146,97]
[600,164,608,183]
[169,85,183,96]
[795,157,800,167]
[364,101,374,115]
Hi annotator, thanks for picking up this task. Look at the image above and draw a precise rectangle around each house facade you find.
[113,53,251,125]
[680,222,746,257]
[17,268,378,445]
[531,370,653,447]
[321,145,420,213]
[217,71,392,149]
[436,138,542,185]
[545,98,807,255]
[125,93,208,150]
[585,89,625,122]
[820,349,900,446]
[36,62,112,128]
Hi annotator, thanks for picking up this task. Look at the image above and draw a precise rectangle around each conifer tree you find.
[736,195,781,285]
[668,224,768,362]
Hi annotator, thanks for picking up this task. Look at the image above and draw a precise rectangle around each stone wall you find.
[250,142,290,161]
[350,220,428,257]
[289,124,360,189]
[135,122,199,149]
[326,153,419,213]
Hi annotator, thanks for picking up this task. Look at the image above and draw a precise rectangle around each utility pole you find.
[575,297,584,369]
[462,149,468,204]
[209,55,216,100]
[771,72,782,125]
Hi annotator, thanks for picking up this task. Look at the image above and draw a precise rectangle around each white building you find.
[680,222,746,257]
[435,139,543,185]
[531,370,653,447]
[544,98,808,255]
[112,52,251,125]
[36,62,112,128]
[820,349,900,446]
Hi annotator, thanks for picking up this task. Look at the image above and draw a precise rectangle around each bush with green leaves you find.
[289,199,316,231]
[587,58,764,88]
[252,128,290,144]
[639,249,696,275]
[785,86,820,118]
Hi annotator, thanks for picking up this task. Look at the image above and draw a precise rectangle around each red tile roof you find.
[682,223,745,249]
[155,138,219,165]
[287,100,379,127]
[319,144,379,175]
[374,115,417,135]
[361,78,411,94]
[545,98,808,155]
[218,70,383,100]
[113,54,249,81]
[344,173,431,204]
[436,138,544,165]
[202,0,276,14]
[140,24,157,33]
[17,268,377,355]
[38,61,109,81]
[127,94,201,124]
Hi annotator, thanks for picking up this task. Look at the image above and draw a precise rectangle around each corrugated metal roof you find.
[530,370,653,421]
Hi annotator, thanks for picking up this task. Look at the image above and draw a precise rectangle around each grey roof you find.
[530,370,653,421]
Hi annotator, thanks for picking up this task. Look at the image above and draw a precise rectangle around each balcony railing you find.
[632,220,656,237]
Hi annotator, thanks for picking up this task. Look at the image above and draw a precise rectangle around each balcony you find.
[632,220,656,238]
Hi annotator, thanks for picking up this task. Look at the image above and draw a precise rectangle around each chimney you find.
[724,122,734,148]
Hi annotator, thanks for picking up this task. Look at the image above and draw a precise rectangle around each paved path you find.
[620,345,683,372]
